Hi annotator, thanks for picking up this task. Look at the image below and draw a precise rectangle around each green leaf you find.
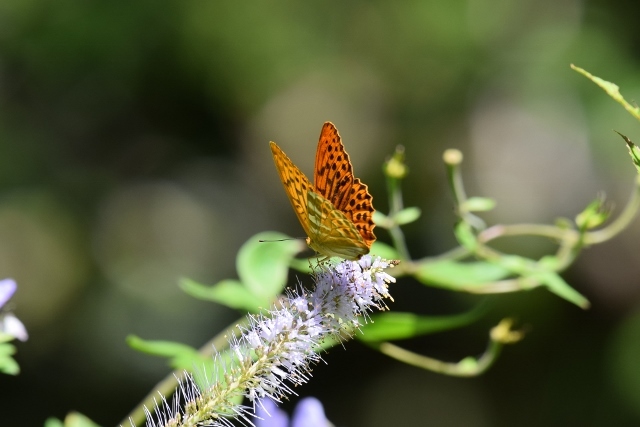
[44,418,64,427]
[127,335,199,357]
[289,257,314,274]
[370,241,401,261]
[615,131,640,174]
[533,270,590,309]
[0,340,15,354]
[59,412,101,427]
[358,305,487,342]
[393,207,422,225]
[126,335,210,369]
[571,65,640,121]
[416,259,511,290]
[0,342,18,375]
[0,332,15,343]
[454,222,477,250]
[0,354,19,375]
[462,197,496,212]
[237,231,305,300]
[180,278,268,312]
[372,211,391,228]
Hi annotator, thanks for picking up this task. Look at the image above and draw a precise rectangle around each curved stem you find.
[373,337,502,377]
[478,223,575,243]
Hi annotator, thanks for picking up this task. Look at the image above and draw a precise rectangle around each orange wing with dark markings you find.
[313,122,376,248]
[270,122,376,260]
[270,141,313,238]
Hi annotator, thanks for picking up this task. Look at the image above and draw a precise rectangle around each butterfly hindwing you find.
[306,191,369,260]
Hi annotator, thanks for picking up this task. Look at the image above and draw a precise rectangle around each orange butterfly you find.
[270,122,376,260]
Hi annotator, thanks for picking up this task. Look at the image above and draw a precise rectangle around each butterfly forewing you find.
[314,122,355,211]
[339,178,376,247]
[313,122,376,247]
[270,141,313,238]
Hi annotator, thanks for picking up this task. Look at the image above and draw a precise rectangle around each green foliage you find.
[368,241,401,261]
[416,259,511,290]
[571,65,640,122]
[236,231,303,301]
[0,335,19,375]
[44,412,100,427]
[180,278,266,313]
[390,206,422,225]
[181,231,304,312]
[358,305,487,343]
[461,197,496,213]
[126,335,209,370]
[616,131,640,175]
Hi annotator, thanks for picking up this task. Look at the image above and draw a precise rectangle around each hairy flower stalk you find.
[144,256,397,427]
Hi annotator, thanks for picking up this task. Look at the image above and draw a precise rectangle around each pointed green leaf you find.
[289,257,314,274]
[126,335,211,369]
[417,259,511,290]
[358,305,487,342]
[370,241,401,261]
[237,231,305,300]
[373,211,391,228]
[61,412,101,427]
[0,342,19,375]
[462,197,496,212]
[44,418,64,427]
[127,334,237,387]
[571,65,640,121]
[615,132,640,174]
[127,335,199,357]
[393,207,422,225]
[533,270,590,309]
[0,332,15,343]
[180,278,268,312]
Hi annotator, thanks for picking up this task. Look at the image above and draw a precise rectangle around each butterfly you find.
[270,122,376,260]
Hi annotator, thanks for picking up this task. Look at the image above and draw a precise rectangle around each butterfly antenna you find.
[258,237,306,243]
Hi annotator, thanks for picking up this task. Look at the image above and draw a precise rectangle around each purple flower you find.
[257,398,330,427]
[0,278,28,342]
[0,313,28,342]
[0,278,16,309]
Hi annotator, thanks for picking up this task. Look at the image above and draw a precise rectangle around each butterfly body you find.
[270,122,376,260]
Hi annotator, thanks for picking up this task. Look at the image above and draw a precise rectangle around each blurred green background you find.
[2,1,640,426]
